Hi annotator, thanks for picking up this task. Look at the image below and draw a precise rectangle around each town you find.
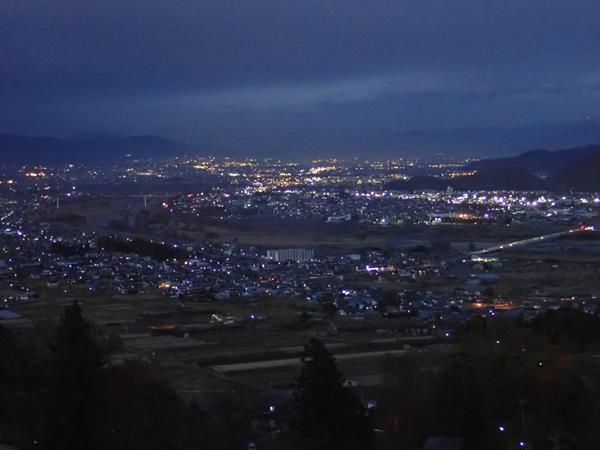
[1,154,599,448]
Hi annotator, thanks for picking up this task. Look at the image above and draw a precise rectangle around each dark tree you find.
[432,322,595,449]
[530,307,600,352]
[294,338,373,450]
[434,351,488,449]
[378,290,398,309]
[102,361,188,450]
[47,300,105,450]
[321,302,337,318]
[0,325,41,445]
[0,303,206,450]
[97,235,188,260]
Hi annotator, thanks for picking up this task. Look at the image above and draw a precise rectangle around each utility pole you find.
[519,398,527,440]
[548,430,564,450]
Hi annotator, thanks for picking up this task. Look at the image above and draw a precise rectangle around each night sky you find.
[2,0,599,157]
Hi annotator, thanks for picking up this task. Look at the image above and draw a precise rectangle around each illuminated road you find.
[0,210,14,222]
[470,227,589,256]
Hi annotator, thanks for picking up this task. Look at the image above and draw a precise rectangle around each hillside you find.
[550,153,600,191]
[466,144,600,175]
[387,144,600,192]
[385,166,542,192]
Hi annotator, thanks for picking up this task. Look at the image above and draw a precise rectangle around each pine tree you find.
[294,338,373,450]
[48,300,105,450]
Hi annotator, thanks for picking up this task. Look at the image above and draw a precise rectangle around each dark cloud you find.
[1,0,599,156]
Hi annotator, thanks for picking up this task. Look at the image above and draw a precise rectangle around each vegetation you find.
[529,307,600,352]
[50,241,90,256]
[97,235,189,260]
[293,338,373,450]
[0,301,202,450]
[378,312,600,450]
[4,304,600,449]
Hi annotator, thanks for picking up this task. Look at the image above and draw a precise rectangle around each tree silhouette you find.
[47,300,105,450]
[0,302,207,450]
[294,338,373,450]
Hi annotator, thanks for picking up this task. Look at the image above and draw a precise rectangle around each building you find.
[326,213,352,223]
[266,248,314,262]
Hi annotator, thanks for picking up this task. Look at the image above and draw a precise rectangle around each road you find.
[0,210,14,222]
[470,227,586,256]
[211,348,411,373]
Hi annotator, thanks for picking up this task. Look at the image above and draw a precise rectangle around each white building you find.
[266,248,314,262]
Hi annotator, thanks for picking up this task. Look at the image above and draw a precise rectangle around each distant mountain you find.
[466,144,600,175]
[386,144,600,192]
[385,166,542,192]
[549,152,600,191]
[375,120,600,158]
[0,134,191,164]
[452,166,543,191]
[384,176,448,191]
[71,131,124,140]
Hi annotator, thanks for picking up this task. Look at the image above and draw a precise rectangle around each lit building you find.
[266,248,314,262]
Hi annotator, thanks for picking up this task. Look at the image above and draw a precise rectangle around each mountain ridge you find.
[386,144,600,192]
[466,144,600,175]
